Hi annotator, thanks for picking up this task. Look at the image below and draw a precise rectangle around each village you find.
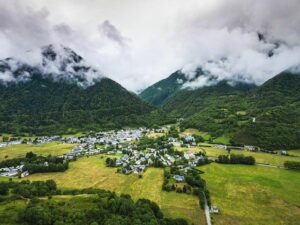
[0,127,208,179]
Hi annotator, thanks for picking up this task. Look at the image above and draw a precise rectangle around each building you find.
[210,206,219,214]
[173,175,185,182]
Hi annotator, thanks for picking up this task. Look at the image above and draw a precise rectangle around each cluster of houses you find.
[0,164,29,178]
[168,134,197,148]
[0,127,204,178]
[113,143,206,175]
[60,129,147,159]
[0,136,62,148]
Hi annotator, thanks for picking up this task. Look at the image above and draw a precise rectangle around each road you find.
[204,194,212,225]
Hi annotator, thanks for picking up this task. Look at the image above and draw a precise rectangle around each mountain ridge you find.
[0,45,159,135]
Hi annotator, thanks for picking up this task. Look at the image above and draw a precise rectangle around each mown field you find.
[200,163,300,225]
[20,156,204,225]
[0,143,75,162]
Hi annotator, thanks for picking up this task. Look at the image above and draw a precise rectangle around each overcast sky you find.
[1,0,300,91]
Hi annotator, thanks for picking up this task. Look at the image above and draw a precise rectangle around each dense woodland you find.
[0,74,173,136]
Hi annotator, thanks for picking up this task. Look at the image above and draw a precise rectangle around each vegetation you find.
[195,146,300,167]
[0,152,68,174]
[216,154,255,165]
[284,161,300,170]
[144,71,300,150]
[18,156,204,225]
[139,70,189,106]
[0,143,75,162]
[0,180,57,198]
[201,163,300,225]
[0,75,175,135]
[0,180,189,225]
[19,195,188,225]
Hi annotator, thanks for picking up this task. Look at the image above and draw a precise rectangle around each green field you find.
[181,128,232,145]
[200,163,300,225]
[177,146,300,167]
[0,143,75,162]
[20,155,204,225]
[289,150,300,157]
[201,147,300,167]
[181,128,211,141]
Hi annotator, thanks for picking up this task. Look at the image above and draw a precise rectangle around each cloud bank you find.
[0,0,300,91]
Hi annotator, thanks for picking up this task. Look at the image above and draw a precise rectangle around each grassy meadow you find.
[21,155,204,225]
[0,143,75,162]
[177,145,300,167]
[200,163,300,225]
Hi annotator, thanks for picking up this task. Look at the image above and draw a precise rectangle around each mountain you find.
[139,70,188,106]
[232,71,300,149]
[141,64,300,149]
[139,67,215,106]
[139,63,256,106]
[0,44,158,135]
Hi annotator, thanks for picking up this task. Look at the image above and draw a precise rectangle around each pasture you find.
[200,163,300,225]
[24,155,205,225]
[177,146,300,167]
[0,143,75,162]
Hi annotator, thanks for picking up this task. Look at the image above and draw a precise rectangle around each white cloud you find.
[0,0,300,91]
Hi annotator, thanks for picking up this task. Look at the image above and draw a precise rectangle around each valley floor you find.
[0,155,204,225]
[1,140,300,225]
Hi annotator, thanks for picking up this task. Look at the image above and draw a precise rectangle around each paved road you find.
[204,195,212,225]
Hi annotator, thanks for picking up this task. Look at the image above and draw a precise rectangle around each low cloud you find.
[0,0,300,91]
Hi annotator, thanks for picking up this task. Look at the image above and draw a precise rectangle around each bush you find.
[284,161,300,170]
[217,154,255,165]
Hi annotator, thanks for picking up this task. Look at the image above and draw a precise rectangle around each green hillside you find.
[0,75,158,135]
[139,70,188,105]
[159,71,300,150]
[0,45,164,135]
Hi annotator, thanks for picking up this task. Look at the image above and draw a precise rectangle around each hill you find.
[143,67,300,149]
[0,44,158,135]
[139,70,188,106]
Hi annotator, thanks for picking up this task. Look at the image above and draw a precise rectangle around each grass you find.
[24,155,205,225]
[200,163,300,225]
[236,111,247,116]
[0,200,27,225]
[289,150,300,157]
[181,129,211,141]
[212,135,231,145]
[0,143,76,162]
[186,147,300,166]
[147,132,166,138]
